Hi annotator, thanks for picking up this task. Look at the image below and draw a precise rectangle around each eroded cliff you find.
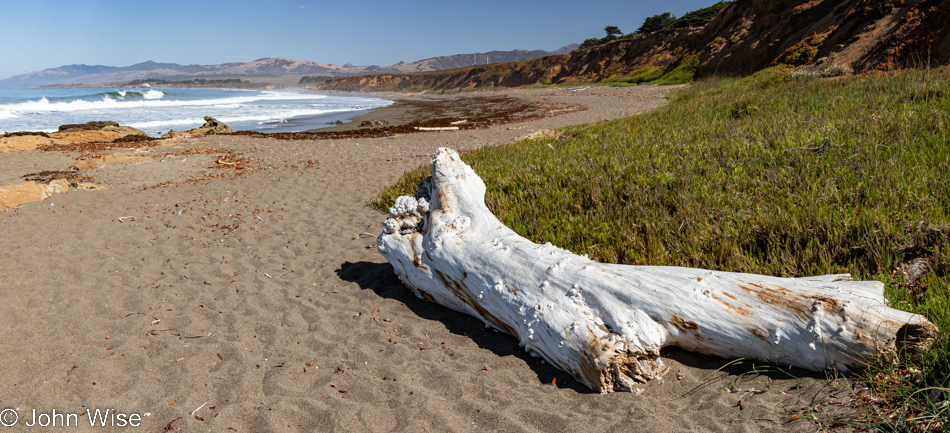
[317,0,950,92]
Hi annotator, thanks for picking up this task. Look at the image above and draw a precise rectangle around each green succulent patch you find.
[376,67,950,430]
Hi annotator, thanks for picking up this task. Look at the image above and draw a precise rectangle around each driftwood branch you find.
[377,148,936,393]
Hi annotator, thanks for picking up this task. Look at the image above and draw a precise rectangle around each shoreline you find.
[0,85,830,431]
[306,91,535,133]
[0,87,393,138]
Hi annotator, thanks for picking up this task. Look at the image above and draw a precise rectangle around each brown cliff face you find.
[858,0,950,70]
[317,29,701,92]
[696,0,950,76]
[550,29,704,82]
[317,0,950,92]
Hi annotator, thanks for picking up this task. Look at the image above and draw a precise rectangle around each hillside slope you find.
[317,0,950,92]
[0,58,352,88]
[367,45,579,74]
[316,30,700,92]
[0,46,577,88]
[695,0,950,75]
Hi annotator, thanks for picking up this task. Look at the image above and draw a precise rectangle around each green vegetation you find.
[579,26,626,50]
[579,0,732,49]
[607,66,664,85]
[774,32,829,66]
[377,68,950,429]
[628,0,731,35]
[606,52,700,86]
[668,1,731,28]
[652,52,699,84]
[298,75,334,85]
[634,12,676,35]
[603,26,622,39]
[125,78,247,86]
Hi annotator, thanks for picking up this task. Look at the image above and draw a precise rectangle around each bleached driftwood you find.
[414,126,460,131]
[377,148,936,393]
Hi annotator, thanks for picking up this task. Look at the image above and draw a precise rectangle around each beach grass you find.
[605,52,700,86]
[374,66,950,429]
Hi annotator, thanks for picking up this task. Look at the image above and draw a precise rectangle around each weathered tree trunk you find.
[377,148,936,393]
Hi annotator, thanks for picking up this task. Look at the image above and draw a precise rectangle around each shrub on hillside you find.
[668,1,731,28]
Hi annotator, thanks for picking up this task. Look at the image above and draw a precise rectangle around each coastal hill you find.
[316,0,950,92]
[369,46,578,73]
[0,46,577,88]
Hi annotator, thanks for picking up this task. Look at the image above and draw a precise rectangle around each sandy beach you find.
[0,86,846,432]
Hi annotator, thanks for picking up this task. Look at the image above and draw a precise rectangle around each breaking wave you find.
[2,91,324,115]
[0,88,388,136]
[98,89,165,100]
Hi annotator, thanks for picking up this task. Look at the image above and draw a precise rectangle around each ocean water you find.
[0,87,393,136]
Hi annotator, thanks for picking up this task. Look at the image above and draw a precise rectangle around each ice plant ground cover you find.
[376,66,950,430]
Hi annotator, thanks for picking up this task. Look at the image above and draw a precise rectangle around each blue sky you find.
[0,0,720,80]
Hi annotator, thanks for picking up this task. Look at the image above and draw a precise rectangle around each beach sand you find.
[0,86,844,432]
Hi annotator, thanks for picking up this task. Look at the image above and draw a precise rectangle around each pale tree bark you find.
[377,148,936,394]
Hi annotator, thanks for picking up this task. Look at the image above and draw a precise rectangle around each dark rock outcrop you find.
[58,121,120,132]
[198,116,235,134]
[56,120,147,139]
[359,120,389,127]
[162,116,235,138]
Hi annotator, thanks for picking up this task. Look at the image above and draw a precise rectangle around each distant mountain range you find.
[0,45,578,88]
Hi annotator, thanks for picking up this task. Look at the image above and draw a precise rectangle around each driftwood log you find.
[377,148,936,393]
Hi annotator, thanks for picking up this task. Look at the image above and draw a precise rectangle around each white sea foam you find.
[0,88,388,136]
[127,107,358,130]
[2,93,326,115]
[143,90,165,99]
